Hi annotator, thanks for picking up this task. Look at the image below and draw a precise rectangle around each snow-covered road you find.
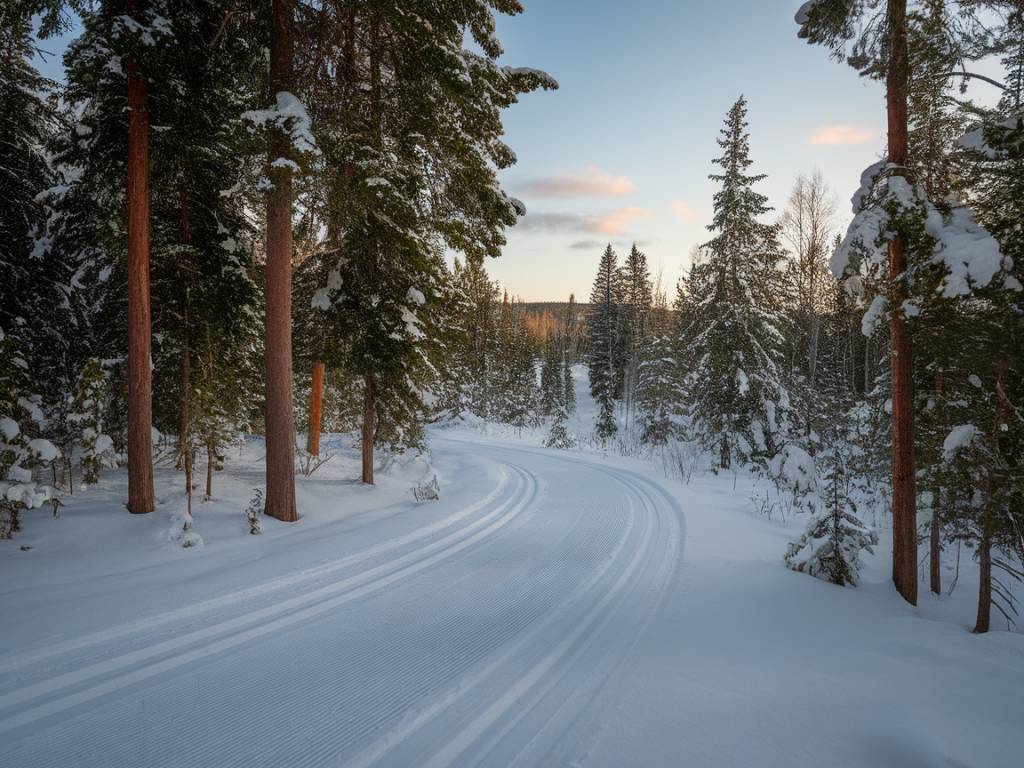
[0,438,684,768]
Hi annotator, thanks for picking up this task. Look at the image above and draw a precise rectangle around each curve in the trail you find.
[0,465,537,734]
[0,438,684,768]
[0,465,519,680]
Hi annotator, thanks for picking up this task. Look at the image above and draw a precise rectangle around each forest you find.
[1,2,1023,763]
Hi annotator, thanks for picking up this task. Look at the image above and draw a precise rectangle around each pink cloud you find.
[809,124,876,146]
[519,166,636,198]
[670,200,695,221]
[592,206,652,235]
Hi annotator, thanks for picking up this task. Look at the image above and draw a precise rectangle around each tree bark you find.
[887,0,917,606]
[205,443,213,501]
[361,374,375,485]
[974,512,992,633]
[308,361,325,456]
[975,359,1008,633]
[930,486,941,595]
[126,4,155,515]
[264,0,298,522]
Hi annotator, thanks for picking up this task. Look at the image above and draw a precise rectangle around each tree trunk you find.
[362,374,375,485]
[308,361,325,456]
[930,486,941,595]
[975,358,1008,633]
[974,513,992,633]
[126,7,155,515]
[264,0,298,522]
[205,442,213,500]
[886,0,917,606]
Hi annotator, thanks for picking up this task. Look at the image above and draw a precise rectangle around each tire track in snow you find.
[0,465,538,735]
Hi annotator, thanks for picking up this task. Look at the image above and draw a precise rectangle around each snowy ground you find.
[2,376,1022,767]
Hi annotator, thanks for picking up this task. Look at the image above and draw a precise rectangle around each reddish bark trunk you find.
[975,359,1008,633]
[126,15,155,515]
[361,375,375,485]
[886,0,917,606]
[930,486,942,596]
[308,361,325,456]
[974,517,992,633]
[205,444,213,501]
[264,0,298,522]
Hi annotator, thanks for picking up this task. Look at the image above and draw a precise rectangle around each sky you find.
[487,0,894,301]
[32,1,1003,303]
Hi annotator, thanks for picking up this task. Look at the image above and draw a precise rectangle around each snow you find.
[241,92,319,156]
[0,372,1020,767]
[794,0,822,25]
[0,416,19,440]
[833,165,1003,300]
[943,424,979,460]
[27,438,59,462]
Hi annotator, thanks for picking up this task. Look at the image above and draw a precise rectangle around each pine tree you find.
[539,335,562,418]
[302,2,555,479]
[588,245,621,441]
[678,97,791,470]
[786,445,879,587]
[635,334,677,447]
[619,243,653,424]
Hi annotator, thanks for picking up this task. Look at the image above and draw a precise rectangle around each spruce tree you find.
[588,245,621,441]
[678,96,791,470]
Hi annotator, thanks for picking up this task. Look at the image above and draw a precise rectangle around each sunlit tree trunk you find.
[887,0,917,606]
[307,361,324,456]
[126,0,155,514]
[264,0,298,522]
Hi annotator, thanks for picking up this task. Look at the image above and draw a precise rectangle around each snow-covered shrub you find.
[785,447,878,586]
[412,475,440,502]
[167,506,204,548]
[1,403,60,539]
[245,488,263,534]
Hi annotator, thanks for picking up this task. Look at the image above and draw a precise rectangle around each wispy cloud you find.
[670,200,696,221]
[593,206,652,234]
[517,206,652,236]
[570,239,651,251]
[809,124,876,146]
[518,166,636,198]
[569,239,605,251]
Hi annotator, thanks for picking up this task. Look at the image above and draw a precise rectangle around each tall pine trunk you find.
[975,359,1008,633]
[205,442,214,500]
[886,0,917,606]
[362,375,375,485]
[975,512,992,633]
[307,361,325,456]
[126,3,155,514]
[929,486,942,595]
[264,0,298,522]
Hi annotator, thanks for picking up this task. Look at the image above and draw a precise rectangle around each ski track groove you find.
[0,465,537,735]
[0,467,515,680]
[1,439,686,768]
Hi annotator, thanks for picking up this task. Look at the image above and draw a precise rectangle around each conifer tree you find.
[677,97,791,470]
[588,245,621,441]
[620,243,653,422]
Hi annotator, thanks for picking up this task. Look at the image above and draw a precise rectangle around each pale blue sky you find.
[490,0,890,300]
